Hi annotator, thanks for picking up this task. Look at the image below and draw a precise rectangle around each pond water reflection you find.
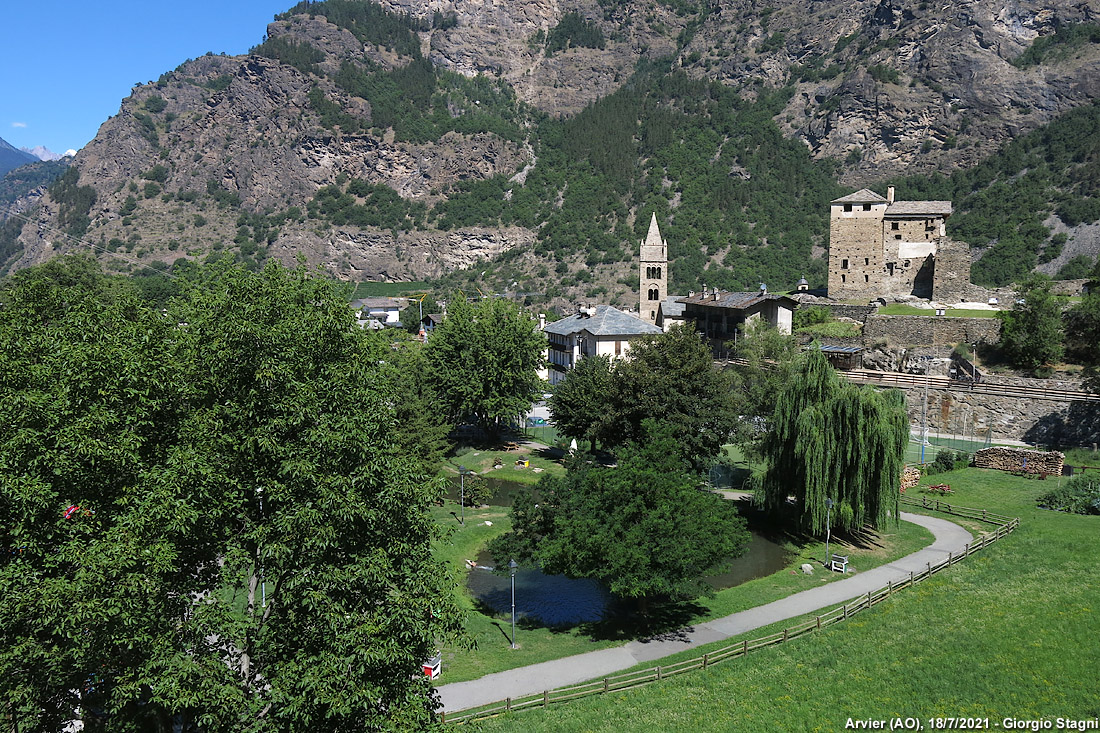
[466,531,791,627]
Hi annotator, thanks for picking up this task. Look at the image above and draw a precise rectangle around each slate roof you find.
[543,305,662,337]
[677,291,798,310]
[832,188,887,204]
[885,201,953,217]
[658,296,686,319]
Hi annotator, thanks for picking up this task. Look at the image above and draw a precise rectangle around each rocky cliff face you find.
[8,0,1100,284]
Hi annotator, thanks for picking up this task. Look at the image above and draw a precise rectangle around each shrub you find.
[1037,474,1100,514]
[927,449,958,475]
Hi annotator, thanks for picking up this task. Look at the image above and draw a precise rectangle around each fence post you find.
[843,604,848,619]
[603,678,609,693]
[703,653,709,669]
[927,561,932,575]
[948,551,953,565]
[965,543,970,556]
[887,580,892,596]
[657,666,662,681]
[910,570,914,585]
[982,509,987,521]
[867,591,872,608]
[743,639,748,656]
[544,691,549,708]
[506,698,512,713]
[783,628,788,642]
[816,616,821,630]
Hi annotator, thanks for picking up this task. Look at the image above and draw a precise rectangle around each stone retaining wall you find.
[904,387,1100,445]
[864,315,1001,347]
[824,304,877,322]
[973,447,1064,475]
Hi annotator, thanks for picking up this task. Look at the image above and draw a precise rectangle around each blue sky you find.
[2,0,292,154]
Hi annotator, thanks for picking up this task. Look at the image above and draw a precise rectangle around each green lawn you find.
[444,444,565,486]
[877,304,999,318]
[473,468,1100,730]
[348,280,430,298]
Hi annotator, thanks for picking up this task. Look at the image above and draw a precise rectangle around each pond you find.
[466,531,792,627]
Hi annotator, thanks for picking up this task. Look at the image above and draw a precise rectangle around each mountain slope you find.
[6,0,1100,299]
[0,137,37,178]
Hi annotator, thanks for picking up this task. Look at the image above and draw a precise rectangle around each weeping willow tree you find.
[758,349,908,533]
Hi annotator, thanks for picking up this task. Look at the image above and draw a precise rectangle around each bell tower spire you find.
[639,213,668,324]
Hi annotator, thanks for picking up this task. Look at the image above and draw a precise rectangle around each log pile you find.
[973,447,1064,476]
[901,466,922,490]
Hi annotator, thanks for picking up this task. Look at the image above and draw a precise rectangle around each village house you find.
[543,305,662,385]
[677,286,796,352]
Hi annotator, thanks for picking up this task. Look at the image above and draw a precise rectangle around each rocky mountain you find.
[0,137,37,178]
[5,0,1099,301]
[19,145,70,162]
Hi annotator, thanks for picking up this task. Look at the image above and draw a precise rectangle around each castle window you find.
[864,258,869,266]
[891,222,899,230]
[863,204,872,211]
[656,267,661,279]
[895,234,902,240]
[842,258,849,269]
[865,274,870,282]
[615,340,622,356]
[841,274,846,283]
[887,262,895,276]
[904,259,911,267]
[648,288,659,301]
[844,204,853,212]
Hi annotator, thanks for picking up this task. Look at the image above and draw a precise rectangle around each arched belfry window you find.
[655,266,662,279]
[648,288,659,301]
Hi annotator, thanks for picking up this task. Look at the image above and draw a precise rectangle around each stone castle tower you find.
[828,187,963,301]
[639,213,668,324]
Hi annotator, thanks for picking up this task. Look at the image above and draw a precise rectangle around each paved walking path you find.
[436,512,972,713]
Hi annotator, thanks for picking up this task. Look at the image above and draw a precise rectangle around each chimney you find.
[759,283,767,295]
[712,290,720,301]
[538,313,546,330]
[887,186,895,204]
[688,290,695,298]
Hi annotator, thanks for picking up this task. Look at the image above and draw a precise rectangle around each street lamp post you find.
[824,497,834,570]
[458,466,468,526]
[509,559,518,649]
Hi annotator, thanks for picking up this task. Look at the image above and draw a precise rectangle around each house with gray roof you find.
[543,305,662,385]
[678,287,795,352]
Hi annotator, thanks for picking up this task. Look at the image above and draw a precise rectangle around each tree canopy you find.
[757,349,907,533]
[423,296,545,440]
[549,325,739,469]
[998,273,1065,372]
[0,257,460,731]
[491,425,749,609]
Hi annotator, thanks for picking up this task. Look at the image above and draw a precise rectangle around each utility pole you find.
[920,379,929,464]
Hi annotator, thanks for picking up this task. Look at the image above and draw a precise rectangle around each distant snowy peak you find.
[20,145,71,162]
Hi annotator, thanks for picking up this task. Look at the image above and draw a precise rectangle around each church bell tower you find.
[639,213,668,324]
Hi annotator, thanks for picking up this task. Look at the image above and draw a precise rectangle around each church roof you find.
[643,212,665,250]
[885,200,953,217]
[543,305,662,337]
[832,189,887,204]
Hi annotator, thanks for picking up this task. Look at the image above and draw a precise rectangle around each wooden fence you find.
[443,499,1019,725]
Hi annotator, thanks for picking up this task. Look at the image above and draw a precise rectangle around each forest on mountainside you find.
[4,0,1099,296]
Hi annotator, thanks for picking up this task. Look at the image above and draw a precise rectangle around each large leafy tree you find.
[758,349,908,534]
[423,296,545,440]
[999,273,1065,372]
[492,425,749,611]
[548,354,615,451]
[0,258,460,731]
[727,319,800,452]
[608,325,740,470]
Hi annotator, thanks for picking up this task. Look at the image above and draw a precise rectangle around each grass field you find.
[348,280,430,298]
[473,468,1100,731]
[444,443,565,486]
[878,304,1000,318]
